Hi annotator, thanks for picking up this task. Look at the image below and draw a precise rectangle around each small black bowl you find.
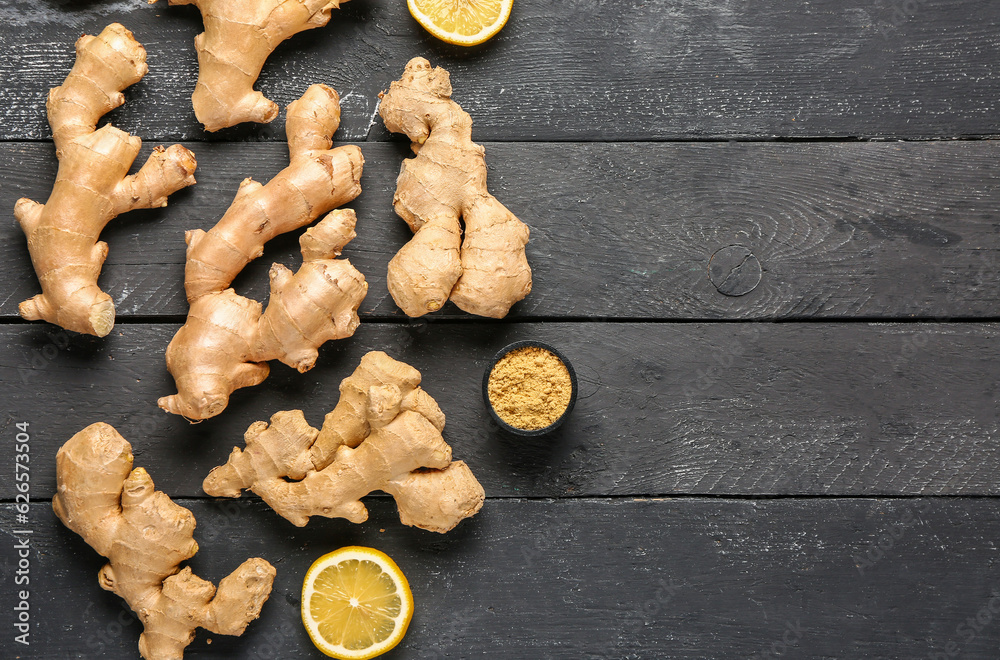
[482,340,578,437]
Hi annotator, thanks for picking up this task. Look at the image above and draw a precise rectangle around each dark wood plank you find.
[2,0,1000,141]
[3,140,999,321]
[5,497,1000,658]
[3,321,999,500]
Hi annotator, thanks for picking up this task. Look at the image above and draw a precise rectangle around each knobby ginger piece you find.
[159,84,367,420]
[379,57,531,318]
[153,0,351,131]
[16,23,197,336]
[53,423,275,660]
[204,351,485,533]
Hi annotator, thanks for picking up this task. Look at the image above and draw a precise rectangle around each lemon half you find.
[301,546,414,659]
[408,0,514,46]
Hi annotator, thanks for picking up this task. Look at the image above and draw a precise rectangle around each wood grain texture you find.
[3,140,999,321]
[1,0,999,141]
[2,321,998,500]
[3,1,999,655]
[5,497,1000,658]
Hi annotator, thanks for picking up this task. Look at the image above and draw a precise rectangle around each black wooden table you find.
[3,1,1000,658]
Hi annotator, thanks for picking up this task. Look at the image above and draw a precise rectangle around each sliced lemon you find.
[408,0,514,46]
[301,546,414,660]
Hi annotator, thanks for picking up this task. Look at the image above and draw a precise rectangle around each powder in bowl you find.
[487,346,573,431]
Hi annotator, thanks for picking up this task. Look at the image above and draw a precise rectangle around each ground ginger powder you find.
[487,346,572,430]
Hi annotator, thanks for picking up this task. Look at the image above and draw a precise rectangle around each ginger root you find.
[379,57,531,318]
[204,351,485,533]
[53,423,275,660]
[159,84,366,420]
[16,23,197,336]
[154,0,350,131]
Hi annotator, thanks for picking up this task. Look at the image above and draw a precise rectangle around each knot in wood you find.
[708,245,761,297]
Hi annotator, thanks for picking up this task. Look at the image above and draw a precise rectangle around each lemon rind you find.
[407,0,513,47]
